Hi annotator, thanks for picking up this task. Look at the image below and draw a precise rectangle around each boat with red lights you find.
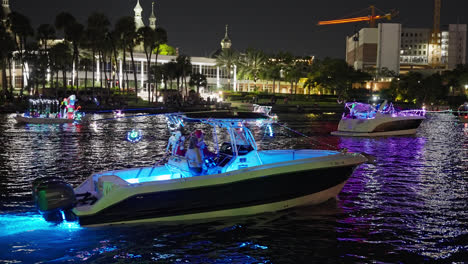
[33,111,368,226]
[331,101,426,137]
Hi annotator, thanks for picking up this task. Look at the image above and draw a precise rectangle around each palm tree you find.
[237,48,266,91]
[189,72,207,94]
[0,23,15,100]
[137,26,156,102]
[263,60,281,93]
[79,56,92,93]
[164,61,177,90]
[87,13,110,95]
[215,49,238,90]
[7,11,34,96]
[99,32,114,98]
[176,55,192,97]
[115,16,137,100]
[137,26,168,102]
[55,13,84,91]
[107,30,121,93]
[49,42,71,97]
[36,24,55,91]
[149,64,163,102]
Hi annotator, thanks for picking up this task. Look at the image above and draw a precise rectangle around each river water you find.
[0,112,466,263]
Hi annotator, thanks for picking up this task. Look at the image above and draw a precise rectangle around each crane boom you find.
[318,15,388,26]
[317,6,398,27]
[430,0,441,67]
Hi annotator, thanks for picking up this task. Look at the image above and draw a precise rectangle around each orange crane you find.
[318,6,398,28]
[430,0,441,67]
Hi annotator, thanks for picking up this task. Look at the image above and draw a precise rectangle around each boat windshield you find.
[344,102,377,119]
[343,101,425,119]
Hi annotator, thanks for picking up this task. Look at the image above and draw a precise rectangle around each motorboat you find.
[253,104,278,121]
[331,100,426,137]
[15,95,86,124]
[33,111,368,226]
[458,102,468,123]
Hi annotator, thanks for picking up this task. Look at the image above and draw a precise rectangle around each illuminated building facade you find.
[346,23,467,75]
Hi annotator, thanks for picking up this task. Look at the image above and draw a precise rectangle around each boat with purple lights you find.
[32,111,368,226]
[331,100,426,137]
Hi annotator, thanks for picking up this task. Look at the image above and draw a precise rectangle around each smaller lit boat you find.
[458,102,468,123]
[331,100,425,137]
[15,96,86,124]
[16,115,70,124]
[253,104,278,121]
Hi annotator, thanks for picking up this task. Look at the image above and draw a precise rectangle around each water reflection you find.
[0,112,466,263]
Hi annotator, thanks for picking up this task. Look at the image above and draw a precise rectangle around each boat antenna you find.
[275,122,341,151]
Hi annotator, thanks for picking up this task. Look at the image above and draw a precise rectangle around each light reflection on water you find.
[0,112,466,263]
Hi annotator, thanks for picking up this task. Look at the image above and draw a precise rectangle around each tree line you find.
[0,9,201,104]
[1,9,467,107]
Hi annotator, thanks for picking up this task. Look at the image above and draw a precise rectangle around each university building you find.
[2,0,324,99]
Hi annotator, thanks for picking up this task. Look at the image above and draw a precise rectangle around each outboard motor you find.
[32,177,77,223]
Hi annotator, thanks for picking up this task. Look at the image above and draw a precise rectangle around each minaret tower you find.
[149,2,157,30]
[2,0,11,19]
[220,24,232,49]
[134,0,145,30]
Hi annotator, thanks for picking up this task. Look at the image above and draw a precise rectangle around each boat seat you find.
[166,156,192,178]
[97,175,129,197]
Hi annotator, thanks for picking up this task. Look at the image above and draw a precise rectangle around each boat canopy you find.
[165,111,269,159]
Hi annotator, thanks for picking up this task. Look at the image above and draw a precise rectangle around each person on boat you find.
[166,130,186,156]
[185,135,203,176]
[194,129,215,158]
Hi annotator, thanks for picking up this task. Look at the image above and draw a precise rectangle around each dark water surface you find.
[0,113,466,263]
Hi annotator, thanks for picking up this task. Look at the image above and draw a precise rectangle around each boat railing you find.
[394,109,426,117]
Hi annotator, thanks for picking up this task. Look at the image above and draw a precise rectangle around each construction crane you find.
[430,0,441,67]
[318,6,398,28]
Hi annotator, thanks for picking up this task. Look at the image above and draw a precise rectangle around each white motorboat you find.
[253,104,278,121]
[33,111,368,226]
[331,101,426,137]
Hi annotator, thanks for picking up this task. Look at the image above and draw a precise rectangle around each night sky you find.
[10,0,468,59]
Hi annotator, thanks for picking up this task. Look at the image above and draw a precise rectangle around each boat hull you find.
[78,164,358,226]
[15,115,75,124]
[332,116,424,137]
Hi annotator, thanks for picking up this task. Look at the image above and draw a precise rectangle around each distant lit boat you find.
[15,113,86,124]
[15,114,74,124]
[331,100,426,137]
[253,104,278,121]
[16,96,86,124]
[33,111,368,226]
[458,102,468,123]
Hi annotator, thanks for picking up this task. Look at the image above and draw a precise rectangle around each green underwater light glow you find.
[0,214,81,237]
